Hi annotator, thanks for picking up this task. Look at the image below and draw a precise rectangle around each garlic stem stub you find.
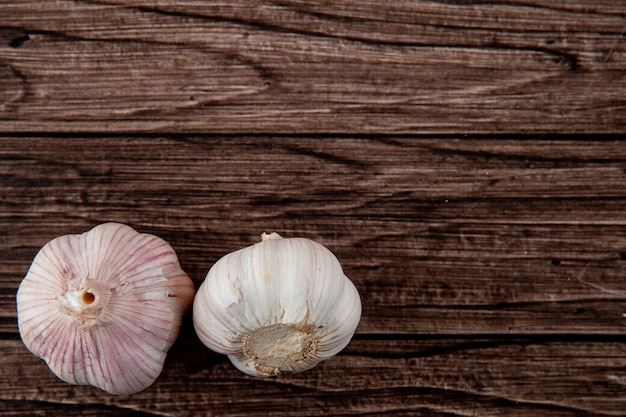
[193,232,361,376]
[16,222,196,395]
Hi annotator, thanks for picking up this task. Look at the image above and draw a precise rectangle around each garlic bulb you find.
[16,222,195,395]
[193,233,361,376]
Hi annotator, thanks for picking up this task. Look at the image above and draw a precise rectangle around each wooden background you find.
[1,1,625,416]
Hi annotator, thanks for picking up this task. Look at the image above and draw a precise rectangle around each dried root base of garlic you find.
[242,323,319,376]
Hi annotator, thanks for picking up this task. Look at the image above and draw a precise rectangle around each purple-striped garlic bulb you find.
[16,222,195,395]
[193,233,361,377]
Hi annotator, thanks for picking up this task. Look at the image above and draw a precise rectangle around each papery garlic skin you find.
[193,233,361,376]
[16,222,195,395]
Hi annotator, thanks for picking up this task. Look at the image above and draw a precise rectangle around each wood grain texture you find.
[3,336,626,416]
[1,137,626,415]
[0,0,624,133]
[1,0,625,415]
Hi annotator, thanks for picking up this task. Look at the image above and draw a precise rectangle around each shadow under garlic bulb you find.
[193,233,361,376]
[16,222,196,395]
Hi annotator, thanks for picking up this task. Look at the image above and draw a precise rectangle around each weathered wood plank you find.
[2,137,625,337]
[0,1,624,133]
[2,335,626,416]
[2,0,624,415]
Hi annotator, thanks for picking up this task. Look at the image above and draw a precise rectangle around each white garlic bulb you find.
[16,222,196,395]
[193,232,361,376]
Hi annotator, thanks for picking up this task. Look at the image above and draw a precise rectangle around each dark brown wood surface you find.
[1,0,625,134]
[1,1,626,416]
